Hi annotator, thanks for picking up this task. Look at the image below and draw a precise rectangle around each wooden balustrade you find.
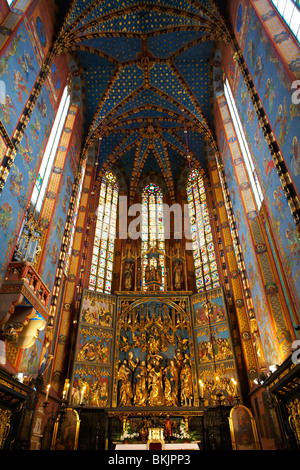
[5,261,50,307]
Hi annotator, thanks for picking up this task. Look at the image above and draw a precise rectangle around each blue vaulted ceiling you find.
[55,0,228,198]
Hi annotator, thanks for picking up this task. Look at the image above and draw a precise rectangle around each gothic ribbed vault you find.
[53,0,230,197]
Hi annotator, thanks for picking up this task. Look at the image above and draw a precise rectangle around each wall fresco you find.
[229,2,300,314]
[40,153,74,293]
[0,21,39,137]
[236,76,300,314]
[0,82,54,283]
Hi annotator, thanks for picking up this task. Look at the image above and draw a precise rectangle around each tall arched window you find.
[89,171,119,294]
[186,169,220,292]
[141,183,165,291]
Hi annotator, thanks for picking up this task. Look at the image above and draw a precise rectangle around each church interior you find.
[0,0,299,451]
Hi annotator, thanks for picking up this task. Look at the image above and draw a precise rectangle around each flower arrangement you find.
[118,423,139,443]
[173,420,198,442]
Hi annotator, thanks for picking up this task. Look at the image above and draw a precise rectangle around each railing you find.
[5,261,50,307]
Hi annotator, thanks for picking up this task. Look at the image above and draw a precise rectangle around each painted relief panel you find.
[113,295,197,408]
[191,287,238,406]
[71,290,115,407]
[0,82,54,283]
[0,21,39,136]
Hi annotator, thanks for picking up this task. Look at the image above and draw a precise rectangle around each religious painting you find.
[51,408,80,450]
[228,405,261,450]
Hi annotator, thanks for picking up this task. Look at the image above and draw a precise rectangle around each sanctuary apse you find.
[0,0,299,452]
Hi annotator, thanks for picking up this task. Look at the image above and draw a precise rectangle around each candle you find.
[199,380,203,398]
[80,386,86,404]
[45,384,50,402]
[65,382,70,400]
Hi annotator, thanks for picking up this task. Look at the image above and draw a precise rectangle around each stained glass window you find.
[89,171,119,294]
[141,183,165,291]
[186,169,220,292]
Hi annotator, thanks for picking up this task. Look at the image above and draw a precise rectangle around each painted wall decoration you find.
[235,75,300,315]
[228,2,300,314]
[40,154,74,292]
[192,287,238,407]
[215,92,289,367]
[0,81,54,284]
[70,290,115,407]
[243,4,300,189]
[0,21,39,137]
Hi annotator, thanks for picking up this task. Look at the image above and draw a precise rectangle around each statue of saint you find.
[180,358,193,406]
[148,327,161,356]
[164,359,179,406]
[124,262,133,291]
[117,361,133,406]
[148,359,165,406]
[156,263,162,283]
[133,360,148,406]
[173,262,182,290]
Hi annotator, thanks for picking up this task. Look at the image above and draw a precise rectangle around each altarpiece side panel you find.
[191,287,239,406]
[70,289,116,407]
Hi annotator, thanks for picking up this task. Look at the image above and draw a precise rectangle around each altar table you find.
[114,443,199,450]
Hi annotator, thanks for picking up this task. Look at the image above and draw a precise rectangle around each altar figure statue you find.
[156,263,162,283]
[180,359,193,406]
[124,262,133,291]
[133,360,148,406]
[148,360,165,406]
[148,327,161,356]
[117,361,133,406]
[164,359,179,406]
[173,262,182,290]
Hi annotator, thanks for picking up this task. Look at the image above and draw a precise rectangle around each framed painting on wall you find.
[51,408,80,450]
[228,405,261,450]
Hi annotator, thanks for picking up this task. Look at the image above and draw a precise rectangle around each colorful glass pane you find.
[89,171,118,293]
[186,169,219,292]
[141,183,165,291]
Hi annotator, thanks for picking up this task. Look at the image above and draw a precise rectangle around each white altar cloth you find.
[115,443,199,450]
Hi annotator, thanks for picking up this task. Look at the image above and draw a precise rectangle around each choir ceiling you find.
[55,0,228,195]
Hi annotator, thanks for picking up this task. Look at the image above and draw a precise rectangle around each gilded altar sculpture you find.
[114,296,197,408]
